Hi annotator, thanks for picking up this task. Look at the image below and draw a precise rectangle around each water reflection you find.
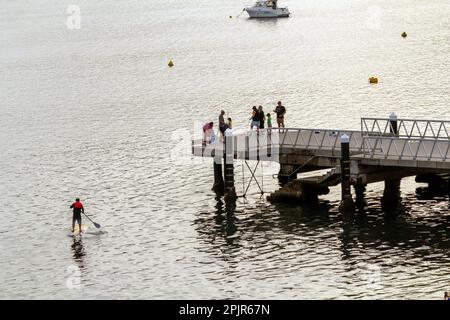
[250,17,280,27]
[71,236,85,268]
[214,196,238,246]
[194,192,450,276]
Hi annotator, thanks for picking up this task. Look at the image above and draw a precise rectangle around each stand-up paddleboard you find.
[68,224,88,237]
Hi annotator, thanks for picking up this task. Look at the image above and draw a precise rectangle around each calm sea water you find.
[1,0,450,299]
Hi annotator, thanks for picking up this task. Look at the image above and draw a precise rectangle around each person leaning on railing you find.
[202,122,214,145]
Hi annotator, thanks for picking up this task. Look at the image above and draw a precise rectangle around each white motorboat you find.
[244,0,290,18]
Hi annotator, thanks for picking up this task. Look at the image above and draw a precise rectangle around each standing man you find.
[70,198,84,234]
[219,110,226,137]
[274,101,286,128]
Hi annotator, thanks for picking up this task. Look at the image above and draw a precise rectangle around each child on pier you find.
[267,113,272,129]
[226,117,232,130]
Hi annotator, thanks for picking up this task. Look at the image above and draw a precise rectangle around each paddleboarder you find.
[70,198,84,233]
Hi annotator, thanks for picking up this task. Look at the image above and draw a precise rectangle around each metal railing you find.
[361,136,450,161]
[278,128,366,153]
[192,125,450,162]
[361,117,450,139]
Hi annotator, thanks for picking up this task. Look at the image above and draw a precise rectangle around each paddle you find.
[81,212,101,229]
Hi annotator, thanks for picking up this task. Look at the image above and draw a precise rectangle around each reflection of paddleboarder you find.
[70,198,84,233]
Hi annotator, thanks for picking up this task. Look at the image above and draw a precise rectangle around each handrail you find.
[361,117,450,139]
[192,126,450,162]
[277,128,367,153]
[361,136,450,161]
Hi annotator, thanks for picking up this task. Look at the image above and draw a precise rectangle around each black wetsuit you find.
[70,202,84,223]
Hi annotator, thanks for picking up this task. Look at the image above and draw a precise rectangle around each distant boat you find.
[244,0,290,18]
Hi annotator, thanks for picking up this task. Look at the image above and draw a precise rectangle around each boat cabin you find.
[255,0,278,9]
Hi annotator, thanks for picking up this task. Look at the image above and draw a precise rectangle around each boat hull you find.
[245,7,290,18]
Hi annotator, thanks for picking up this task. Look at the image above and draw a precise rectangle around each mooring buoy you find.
[401,32,407,38]
[168,59,174,67]
[369,77,378,84]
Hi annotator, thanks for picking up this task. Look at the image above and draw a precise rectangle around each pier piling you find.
[339,134,355,212]
[212,161,224,193]
[382,178,401,207]
[224,132,237,201]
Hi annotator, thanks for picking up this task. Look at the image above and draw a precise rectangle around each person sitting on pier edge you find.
[219,110,226,136]
[274,101,286,128]
[202,122,214,144]
[250,106,260,131]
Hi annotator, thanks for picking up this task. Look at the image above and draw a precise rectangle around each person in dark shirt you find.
[273,101,286,128]
[70,198,84,233]
[219,110,226,136]
[258,105,266,129]
[250,106,260,132]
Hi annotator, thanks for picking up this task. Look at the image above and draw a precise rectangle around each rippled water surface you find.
[1,0,450,299]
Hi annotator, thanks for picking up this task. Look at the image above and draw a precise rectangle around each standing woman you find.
[250,106,260,131]
[258,105,266,130]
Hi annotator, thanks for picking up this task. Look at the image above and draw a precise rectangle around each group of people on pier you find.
[202,101,286,144]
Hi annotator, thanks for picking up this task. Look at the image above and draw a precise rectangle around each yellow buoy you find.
[369,77,378,84]
[401,32,407,38]
[168,59,174,67]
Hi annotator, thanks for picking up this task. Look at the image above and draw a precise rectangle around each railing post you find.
[389,112,398,136]
[223,130,237,202]
[339,134,355,212]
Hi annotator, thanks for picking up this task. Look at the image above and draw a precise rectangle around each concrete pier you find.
[193,114,450,211]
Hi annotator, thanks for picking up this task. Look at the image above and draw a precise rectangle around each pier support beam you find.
[447,176,450,198]
[339,134,355,212]
[278,164,297,185]
[301,183,329,203]
[224,131,237,202]
[382,178,401,207]
[212,161,224,194]
[416,173,449,191]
